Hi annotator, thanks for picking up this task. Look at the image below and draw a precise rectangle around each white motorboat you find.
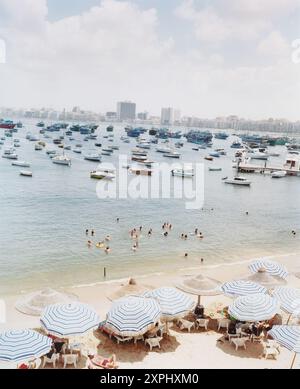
[2,153,18,160]
[171,168,194,178]
[224,177,251,186]
[84,153,102,162]
[52,155,71,166]
[90,170,116,180]
[20,170,32,177]
[12,161,30,167]
[73,148,82,154]
[251,152,269,160]
[271,171,286,178]
[156,146,172,153]
[163,151,181,159]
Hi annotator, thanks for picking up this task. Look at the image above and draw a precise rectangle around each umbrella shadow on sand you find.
[216,335,264,360]
[93,330,180,363]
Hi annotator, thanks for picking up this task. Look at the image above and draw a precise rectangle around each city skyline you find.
[0,0,299,120]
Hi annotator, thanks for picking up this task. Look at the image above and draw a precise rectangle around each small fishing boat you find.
[132,155,148,162]
[73,148,82,154]
[163,151,181,159]
[20,170,33,177]
[12,161,30,167]
[209,152,220,158]
[90,170,116,180]
[209,167,222,172]
[171,168,194,178]
[52,155,71,166]
[84,153,102,162]
[271,171,286,178]
[204,156,213,161]
[224,177,251,186]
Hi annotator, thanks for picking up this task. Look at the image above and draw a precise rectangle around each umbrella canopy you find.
[15,288,78,316]
[245,268,287,289]
[269,325,300,368]
[107,280,154,302]
[176,274,222,304]
[228,293,279,322]
[272,287,300,314]
[269,325,300,354]
[105,296,161,337]
[249,259,288,279]
[144,287,195,320]
[40,303,100,337]
[0,330,52,362]
[220,280,267,298]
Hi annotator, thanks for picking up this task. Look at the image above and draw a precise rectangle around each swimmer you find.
[164,231,168,237]
[195,228,198,235]
[201,258,204,263]
[86,229,89,235]
[184,253,188,258]
[132,243,138,251]
[139,226,143,232]
[246,211,249,215]
[116,218,120,223]
[180,233,184,239]
[87,240,92,247]
[184,234,188,240]
[148,229,153,237]
[169,224,172,230]
[105,235,111,241]
[105,246,111,254]
[91,230,95,237]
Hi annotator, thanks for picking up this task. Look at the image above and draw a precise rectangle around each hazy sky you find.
[0,0,300,119]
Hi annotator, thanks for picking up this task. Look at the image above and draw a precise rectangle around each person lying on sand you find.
[87,353,118,370]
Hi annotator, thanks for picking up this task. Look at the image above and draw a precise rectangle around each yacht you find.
[224,177,251,186]
[84,153,102,162]
[52,155,71,166]
[271,171,286,178]
[12,161,30,167]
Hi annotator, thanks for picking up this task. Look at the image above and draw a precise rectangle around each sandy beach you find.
[1,251,300,369]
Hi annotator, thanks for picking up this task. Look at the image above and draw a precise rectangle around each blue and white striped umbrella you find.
[41,303,100,336]
[249,259,288,279]
[269,326,300,353]
[106,296,161,337]
[0,330,52,362]
[220,280,267,298]
[228,293,279,322]
[144,287,195,320]
[272,287,300,314]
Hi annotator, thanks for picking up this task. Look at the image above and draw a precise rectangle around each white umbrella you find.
[272,287,300,323]
[15,288,78,316]
[228,293,279,322]
[269,325,300,368]
[105,296,161,337]
[245,268,287,289]
[40,303,100,337]
[249,259,288,279]
[144,287,195,321]
[0,330,52,362]
[220,280,267,298]
[176,274,221,305]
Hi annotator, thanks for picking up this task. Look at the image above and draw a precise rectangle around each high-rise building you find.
[137,111,148,121]
[117,101,136,121]
[161,107,180,125]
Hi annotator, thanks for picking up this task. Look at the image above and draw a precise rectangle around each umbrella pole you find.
[287,314,292,325]
[291,352,297,369]
[198,295,201,305]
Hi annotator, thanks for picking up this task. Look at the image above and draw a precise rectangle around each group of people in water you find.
[86,229,111,254]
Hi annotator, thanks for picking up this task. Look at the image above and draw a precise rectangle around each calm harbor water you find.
[0,121,300,295]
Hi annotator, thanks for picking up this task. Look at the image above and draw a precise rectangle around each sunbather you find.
[87,353,117,369]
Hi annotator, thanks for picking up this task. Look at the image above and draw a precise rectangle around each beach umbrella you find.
[268,326,300,369]
[220,280,267,298]
[15,288,78,316]
[228,293,279,322]
[144,287,195,321]
[0,330,52,362]
[245,268,287,289]
[249,259,288,279]
[272,287,300,323]
[176,274,222,304]
[106,296,161,337]
[40,303,100,337]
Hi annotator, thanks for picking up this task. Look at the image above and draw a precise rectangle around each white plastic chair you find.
[42,353,60,368]
[178,319,195,332]
[196,318,209,331]
[217,318,230,331]
[62,354,78,369]
[69,343,84,357]
[231,337,248,351]
[145,336,163,351]
[262,343,279,360]
[115,335,133,344]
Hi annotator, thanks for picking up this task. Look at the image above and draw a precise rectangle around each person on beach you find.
[132,243,138,251]
[198,232,204,239]
[169,224,172,230]
[184,234,188,240]
[201,258,204,263]
[139,226,143,232]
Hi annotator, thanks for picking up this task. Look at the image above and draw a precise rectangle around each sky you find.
[0,0,300,119]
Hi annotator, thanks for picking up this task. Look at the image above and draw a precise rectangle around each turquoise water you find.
[0,121,300,295]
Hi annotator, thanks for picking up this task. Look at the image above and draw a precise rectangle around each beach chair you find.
[231,337,248,351]
[262,343,279,360]
[251,332,265,343]
[178,319,195,332]
[145,336,163,351]
[217,318,230,332]
[196,318,209,331]
[115,335,133,344]
[42,353,60,368]
[133,335,144,344]
[69,342,84,357]
[62,354,78,369]
[29,358,42,369]
[266,340,280,353]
